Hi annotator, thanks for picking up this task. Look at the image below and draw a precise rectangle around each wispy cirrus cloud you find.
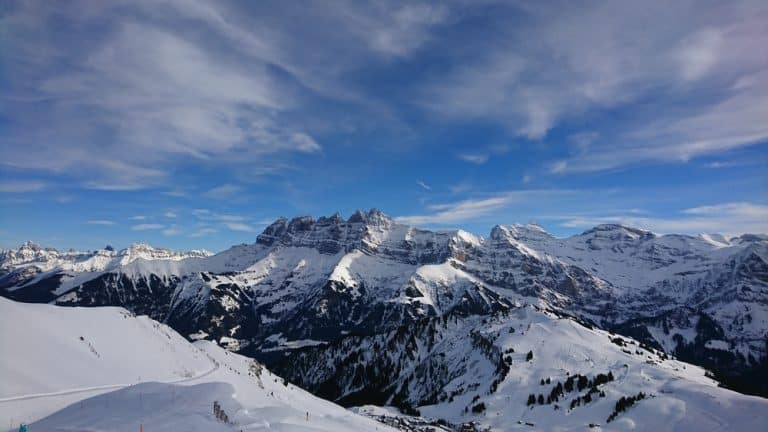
[203,184,243,199]
[0,181,46,193]
[424,1,768,170]
[131,223,164,231]
[225,222,258,233]
[550,71,768,173]
[0,0,450,190]
[162,225,182,236]
[192,209,246,222]
[0,2,323,189]
[457,154,489,165]
[189,227,217,238]
[396,189,574,225]
[87,220,115,226]
[556,202,768,235]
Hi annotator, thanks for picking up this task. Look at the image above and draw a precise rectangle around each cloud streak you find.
[416,180,432,191]
[396,189,574,225]
[424,1,768,170]
[1,1,324,189]
[225,222,258,233]
[189,227,217,238]
[556,202,768,236]
[131,223,165,231]
[87,220,115,226]
[0,181,46,193]
[457,154,489,165]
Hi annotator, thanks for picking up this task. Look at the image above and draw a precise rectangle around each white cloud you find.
[682,202,767,217]
[676,28,723,82]
[1,4,323,189]
[130,215,147,221]
[192,209,246,222]
[225,222,257,233]
[162,189,189,197]
[131,223,164,231]
[164,211,178,218]
[417,180,431,191]
[87,220,115,226]
[569,131,599,151]
[396,189,573,226]
[554,71,768,172]
[363,3,448,57]
[424,2,768,169]
[191,209,210,218]
[457,154,489,164]
[189,227,217,238]
[0,181,46,193]
[558,202,768,236]
[705,161,729,168]
[203,184,242,199]
[289,133,321,153]
[3,0,766,187]
[448,182,473,194]
[162,225,182,236]
[548,161,568,174]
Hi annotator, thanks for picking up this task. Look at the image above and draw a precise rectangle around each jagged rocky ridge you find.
[1,209,766,403]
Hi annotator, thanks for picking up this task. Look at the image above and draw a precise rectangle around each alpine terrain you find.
[2,209,767,430]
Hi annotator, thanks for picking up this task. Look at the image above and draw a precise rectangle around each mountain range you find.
[2,209,766,426]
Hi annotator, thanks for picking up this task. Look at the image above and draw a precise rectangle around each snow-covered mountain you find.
[1,209,766,411]
[282,303,768,430]
[0,241,212,302]
[3,294,767,431]
[0,297,397,431]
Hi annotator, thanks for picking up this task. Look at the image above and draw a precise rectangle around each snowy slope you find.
[0,297,395,432]
[284,304,768,431]
[417,306,768,431]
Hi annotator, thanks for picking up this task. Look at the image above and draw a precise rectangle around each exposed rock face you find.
[2,209,766,399]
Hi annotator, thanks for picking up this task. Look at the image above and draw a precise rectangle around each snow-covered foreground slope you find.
[0,297,395,432]
[286,305,768,431]
[419,307,768,431]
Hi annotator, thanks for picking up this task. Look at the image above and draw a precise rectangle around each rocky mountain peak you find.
[317,212,344,225]
[19,240,45,251]
[287,215,315,232]
[346,208,394,226]
[580,224,654,240]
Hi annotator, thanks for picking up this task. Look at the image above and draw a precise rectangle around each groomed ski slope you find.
[0,297,396,432]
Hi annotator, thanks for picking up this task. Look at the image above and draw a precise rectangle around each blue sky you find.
[1,0,767,252]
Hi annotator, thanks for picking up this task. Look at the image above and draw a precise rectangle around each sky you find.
[1,0,767,252]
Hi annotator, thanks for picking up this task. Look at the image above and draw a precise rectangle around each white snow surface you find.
[412,306,768,431]
[0,298,395,432]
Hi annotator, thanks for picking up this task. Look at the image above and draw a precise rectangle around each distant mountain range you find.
[2,209,766,415]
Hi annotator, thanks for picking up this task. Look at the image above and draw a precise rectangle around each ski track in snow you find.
[0,354,219,403]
